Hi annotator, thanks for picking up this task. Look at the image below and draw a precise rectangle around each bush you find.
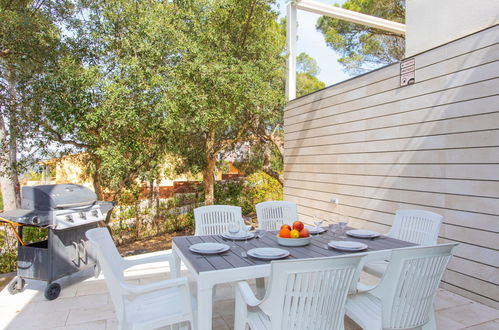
[213,172,283,216]
[240,172,283,215]
[214,180,245,206]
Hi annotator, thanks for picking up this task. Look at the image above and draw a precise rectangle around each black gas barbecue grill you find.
[0,184,114,300]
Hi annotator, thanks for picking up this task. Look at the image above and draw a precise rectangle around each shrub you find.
[212,172,283,216]
[240,172,283,215]
[214,180,245,206]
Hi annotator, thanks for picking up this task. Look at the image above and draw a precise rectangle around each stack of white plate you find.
[221,232,254,241]
[189,242,230,254]
[346,229,380,238]
[305,225,326,234]
[328,241,368,251]
[247,247,290,260]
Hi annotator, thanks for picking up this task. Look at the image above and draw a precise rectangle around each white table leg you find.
[197,282,214,330]
[171,247,181,278]
[256,277,266,299]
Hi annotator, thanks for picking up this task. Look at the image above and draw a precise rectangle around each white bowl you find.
[276,235,312,246]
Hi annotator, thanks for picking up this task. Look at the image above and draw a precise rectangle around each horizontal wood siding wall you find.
[283,25,499,309]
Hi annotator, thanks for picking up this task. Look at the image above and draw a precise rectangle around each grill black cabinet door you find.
[49,223,98,281]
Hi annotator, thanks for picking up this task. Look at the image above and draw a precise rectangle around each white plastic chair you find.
[234,255,364,330]
[86,228,194,330]
[194,205,244,236]
[255,201,298,231]
[346,243,458,330]
[364,209,443,277]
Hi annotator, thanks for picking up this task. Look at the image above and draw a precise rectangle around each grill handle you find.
[72,242,80,266]
[79,240,87,263]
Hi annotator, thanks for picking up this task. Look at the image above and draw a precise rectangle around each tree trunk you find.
[262,140,284,186]
[203,127,216,205]
[92,156,104,200]
[0,71,21,210]
[8,73,21,208]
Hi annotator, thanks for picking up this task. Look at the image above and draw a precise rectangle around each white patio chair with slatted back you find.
[234,254,365,330]
[194,205,244,298]
[86,228,194,330]
[255,201,298,231]
[347,243,458,330]
[194,205,244,236]
[364,209,443,277]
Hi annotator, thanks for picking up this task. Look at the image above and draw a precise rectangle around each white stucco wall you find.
[406,0,499,57]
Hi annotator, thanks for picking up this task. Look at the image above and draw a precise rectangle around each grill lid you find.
[21,184,97,210]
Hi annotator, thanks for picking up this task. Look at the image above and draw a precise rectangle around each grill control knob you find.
[91,210,99,218]
[31,216,40,225]
[79,212,87,220]
[65,215,74,223]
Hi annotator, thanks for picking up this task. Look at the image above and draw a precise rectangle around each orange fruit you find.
[279,227,291,238]
[290,229,300,238]
[280,224,291,231]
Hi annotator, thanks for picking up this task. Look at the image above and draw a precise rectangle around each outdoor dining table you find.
[171,228,417,330]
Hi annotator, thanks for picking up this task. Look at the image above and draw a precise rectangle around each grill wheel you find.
[44,282,61,300]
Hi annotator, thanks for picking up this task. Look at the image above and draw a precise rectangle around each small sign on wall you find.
[400,58,416,86]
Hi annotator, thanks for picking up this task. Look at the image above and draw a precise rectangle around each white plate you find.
[328,241,368,251]
[305,225,326,234]
[189,243,230,254]
[221,232,255,241]
[247,248,290,260]
[346,229,380,238]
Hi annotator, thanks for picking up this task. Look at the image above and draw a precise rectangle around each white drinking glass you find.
[243,225,252,243]
[313,217,323,237]
[255,228,266,239]
[329,223,339,238]
[228,222,239,248]
[338,216,348,238]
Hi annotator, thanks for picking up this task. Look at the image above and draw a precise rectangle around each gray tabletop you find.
[172,228,417,274]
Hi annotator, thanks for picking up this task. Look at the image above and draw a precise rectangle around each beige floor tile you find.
[435,288,474,311]
[23,293,109,314]
[212,316,231,330]
[436,313,466,329]
[51,320,107,330]
[213,299,235,317]
[6,309,69,330]
[106,318,119,330]
[66,303,116,325]
[462,318,499,330]
[438,302,499,328]
[221,313,234,329]
[214,284,235,300]
[76,280,109,296]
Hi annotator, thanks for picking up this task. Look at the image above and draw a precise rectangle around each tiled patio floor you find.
[1,251,498,330]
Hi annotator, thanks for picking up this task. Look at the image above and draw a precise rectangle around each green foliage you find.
[296,52,326,97]
[164,0,286,203]
[316,0,405,74]
[297,53,320,76]
[23,227,48,245]
[215,180,245,206]
[211,173,283,215]
[31,0,182,199]
[0,249,16,274]
[0,227,16,273]
[240,172,282,215]
[297,73,326,97]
